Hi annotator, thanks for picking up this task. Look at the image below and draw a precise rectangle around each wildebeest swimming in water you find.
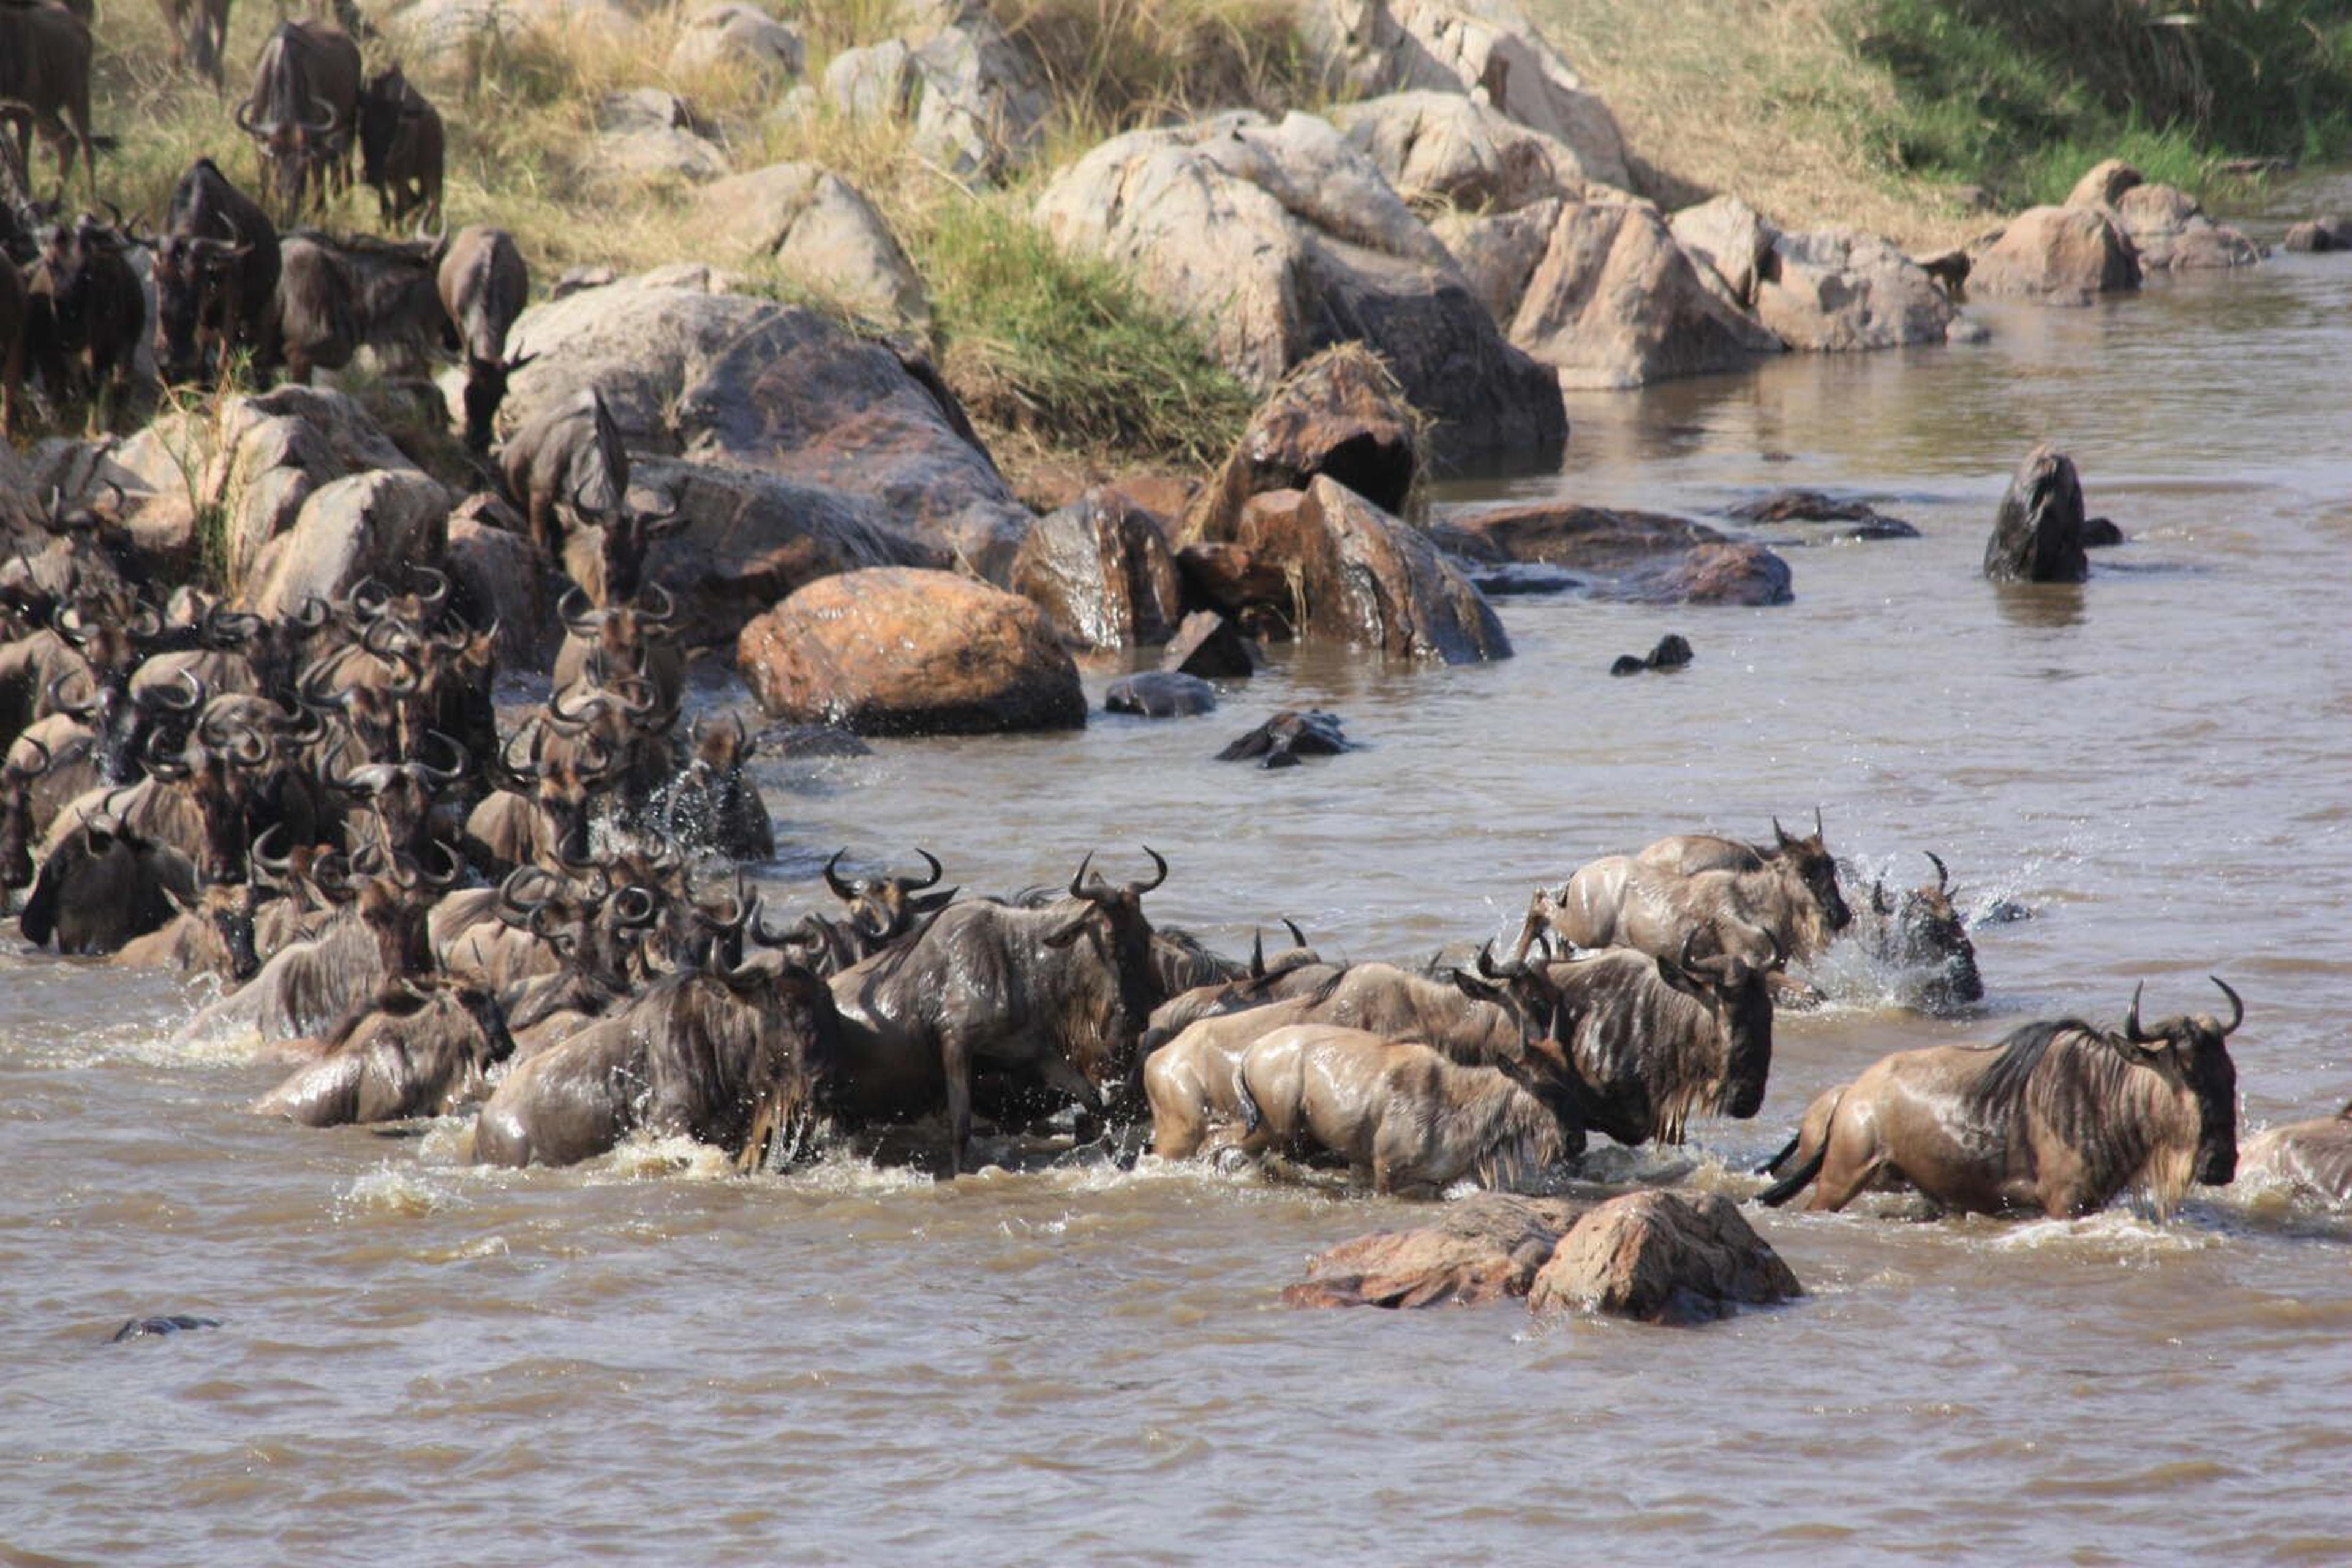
[1842,851,1984,1012]
[1983,442,2090,584]
[1216,710,1349,768]
[1610,633,1693,676]
[2241,1100,2352,1202]
[1758,978,2244,1218]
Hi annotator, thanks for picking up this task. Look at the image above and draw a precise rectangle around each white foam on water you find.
[337,1162,469,1219]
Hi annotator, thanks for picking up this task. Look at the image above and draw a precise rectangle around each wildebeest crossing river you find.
[7,179,2352,1563]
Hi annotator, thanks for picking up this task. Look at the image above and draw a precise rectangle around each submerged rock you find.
[1106,671,1216,718]
[1284,1193,1594,1309]
[1610,633,1692,676]
[2111,184,2261,272]
[2282,217,2351,254]
[1216,709,1351,768]
[1726,489,1920,540]
[1526,1189,1801,1324]
[1983,442,2089,584]
[1967,206,2140,305]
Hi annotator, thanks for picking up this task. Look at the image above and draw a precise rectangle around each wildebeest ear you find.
[163,883,200,918]
[1041,908,1095,948]
[1450,965,1504,1005]
[2106,1030,2168,1068]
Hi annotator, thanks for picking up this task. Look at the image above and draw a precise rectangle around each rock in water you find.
[1725,490,1920,540]
[1526,1190,1801,1324]
[1284,1194,1594,1309]
[1216,710,1351,768]
[1984,443,2089,584]
[111,1314,222,1342]
[1105,671,1216,718]
[1183,346,1422,546]
[1611,633,1692,676]
[1967,207,2139,305]
[736,567,1086,735]
[1011,488,1183,650]
[1159,610,1259,680]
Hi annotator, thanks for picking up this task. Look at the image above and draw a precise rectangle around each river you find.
[6,182,2351,1564]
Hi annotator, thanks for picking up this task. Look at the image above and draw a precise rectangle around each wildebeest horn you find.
[251,822,291,881]
[10,733,53,778]
[418,729,469,785]
[45,671,100,720]
[2124,982,2152,1045]
[142,731,193,781]
[2211,976,2244,1038]
[233,100,268,137]
[1068,851,1096,900]
[637,582,674,624]
[1925,851,1950,894]
[422,839,463,891]
[1814,805,1825,839]
[303,94,336,134]
[546,682,605,728]
[348,577,392,620]
[153,668,204,714]
[910,847,943,889]
[1773,816,1793,846]
[1248,929,1265,978]
[612,886,659,929]
[412,567,449,614]
[228,725,273,769]
[1133,845,1168,895]
[1474,939,1521,982]
[822,848,854,902]
[557,581,597,633]
[51,601,91,646]
[1281,918,1308,949]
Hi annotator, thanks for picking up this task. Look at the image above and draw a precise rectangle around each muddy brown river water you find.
[8,181,2352,1565]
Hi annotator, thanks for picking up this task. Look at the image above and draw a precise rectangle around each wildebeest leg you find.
[941,1031,973,1175]
[1,328,20,434]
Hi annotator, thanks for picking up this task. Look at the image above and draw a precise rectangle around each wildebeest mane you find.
[1959,1017,2101,1120]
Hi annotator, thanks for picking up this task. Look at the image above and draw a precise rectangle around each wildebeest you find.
[1629,814,1853,959]
[1757,978,2244,1217]
[0,1,96,202]
[473,955,838,1169]
[236,21,363,222]
[18,789,198,954]
[2241,1101,2352,1203]
[24,213,146,409]
[111,878,263,980]
[355,66,443,230]
[253,978,516,1126]
[650,712,774,861]
[1221,1024,1562,1194]
[827,850,1167,1173]
[156,0,232,85]
[1521,854,1790,974]
[275,229,448,385]
[500,385,628,560]
[1983,442,2089,584]
[437,225,529,454]
[155,158,282,383]
[1847,851,1983,1011]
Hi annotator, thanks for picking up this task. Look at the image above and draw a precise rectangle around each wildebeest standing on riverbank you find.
[0,1,97,202]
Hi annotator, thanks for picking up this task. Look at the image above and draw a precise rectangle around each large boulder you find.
[1183,345,1423,548]
[239,470,453,620]
[503,274,1034,581]
[2062,157,2143,211]
[1010,488,1183,650]
[1526,1189,1802,1324]
[1218,477,1510,663]
[1284,1194,1594,1308]
[1967,206,2139,304]
[444,501,560,669]
[1298,0,1631,190]
[1619,540,1791,606]
[592,89,730,185]
[1431,196,1562,323]
[693,164,929,330]
[1330,91,1589,209]
[1668,194,1778,307]
[1754,228,1957,351]
[2111,184,2260,271]
[736,567,1085,734]
[822,37,917,119]
[1510,198,1782,388]
[906,9,1051,181]
[1034,110,1567,467]
[668,2,803,81]
[1983,442,2087,584]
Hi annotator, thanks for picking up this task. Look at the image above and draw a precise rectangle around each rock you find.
[1159,609,1259,679]
[1283,1193,1593,1308]
[2063,157,2143,211]
[823,38,917,119]
[444,502,559,669]
[735,567,1085,735]
[551,265,618,300]
[1011,490,1183,652]
[1330,91,1589,209]
[1034,111,1568,467]
[1725,489,1920,540]
[1621,541,1791,606]
[1528,1189,1801,1324]
[1753,228,1955,351]
[239,469,453,620]
[1297,0,1630,190]
[1216,708,1350,768]
[1610,632,1692,676]
[1984,442,2087,584]
[1431,196,1562,323]
[1669,194,1778,307]
[631,458,949,649]
[694,164,928,329]
[1966,206,2139,305]
[1229,478,1511,663]
[1428,499,1727,573]
[1104,671,1215,718]
[1510,198,1782,388]
[905,11,1051,181]
[1182,345,1422,548]
[503,276,1034,581]
[2282,221,2335,253]
[593,89,729,185]
[2112,184,2261,271]
[1916,245,1971,292]
[2082,516,2125,548]
[668,2,803,81]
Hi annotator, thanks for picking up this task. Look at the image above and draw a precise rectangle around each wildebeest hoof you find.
[1610,634,1693,676]
[111,1315,222,1343]
[1105,671,1216,718]
[1216,710,1350,768]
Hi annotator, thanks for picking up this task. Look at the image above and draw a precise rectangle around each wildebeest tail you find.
[1234,1066,1261,1139]
[1755,1141,1826,1207]
[1755,1129,1801,1176]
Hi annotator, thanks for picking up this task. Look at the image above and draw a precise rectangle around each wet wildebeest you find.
[1218,1024,1563,1195]
[355,66,442,230]
[1520,854,1790,978]
[274,229,448,385]
[253,978,516,1126]
[0,1,96,202]
[437,225,529,454]
[24,212,146,409]
[827,850,1167,1174]
[473,955,838,1169]
[0,731,53,889]
[650,713,774,861]
[1758,979,2244,1218]
[111,878,263,981]
[749,848,958,976]
[157,0,232,85]
[156,159,282,383]
[551,581,685,712]
[1629,814,1853,960]
[1983,442,2089,584]
[2241,1101,2352,1203]
[18,789,199,954]
[499,385,628,561]
[236,21,363,221]
[1848,851,1983,1011]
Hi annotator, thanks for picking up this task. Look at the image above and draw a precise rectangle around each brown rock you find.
[1624,540,1792,606]
[1432,197,1564,325]
[1011,488,1183,650]
[1528,1189,1801,1324]
[1182,344,1423,548]
[1159,609,1259,679]
[2063,157,2143,211]
[1429,500,1727,572]
[1284,1193,1593,1309]
[444,503,559,670]
[2112,184,2261,271]
[1753,228,1956,351]
[735,567,1085,734]
[1668,194,1779,307]
[1967,206,2139,304]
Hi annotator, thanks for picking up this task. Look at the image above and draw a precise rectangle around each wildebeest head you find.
[1867,852,1983,1009]
[460,346,534,456]
[588,505,689,607]
[165,878,264,982]
[1042,848,1169,1066]
[1986,442,2090,584]
[558,580,676,685]
[143,712,267,882]
[0,733,52,888]
[1773,808,1851,933]
[823,845,955,949]
[1664,928,1782,1118]
[151,232,250,382]
[56,660,202,785]
[322,728,467,863]
[334,841,458,979]
[2118,978,2244,1187]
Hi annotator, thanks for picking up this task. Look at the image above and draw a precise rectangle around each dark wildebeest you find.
[236,21,363,222]
[0,731,53,889]
[253,978,517,1126]
[24,213,146,408]
[828,850,1167,1173]
[18,788,199,954]
[355,66,443,231]
[156,0,232,85]
[0,2,96,202]
[156,158,282,383]
[2242,1101,2352,1204]
[1757,979,2244,1218]
[500,385,628,560]
[111,878,264,981]
[650,712,773,861]
[1983,442,2089,585]
[275,229,448,385]
[473,955,839,1169]
[1848,851,1983,1012]
[437,225,529,454]
[551,581,685,712]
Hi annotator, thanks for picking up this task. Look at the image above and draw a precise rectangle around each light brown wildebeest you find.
[2240,1102,2352,1203]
